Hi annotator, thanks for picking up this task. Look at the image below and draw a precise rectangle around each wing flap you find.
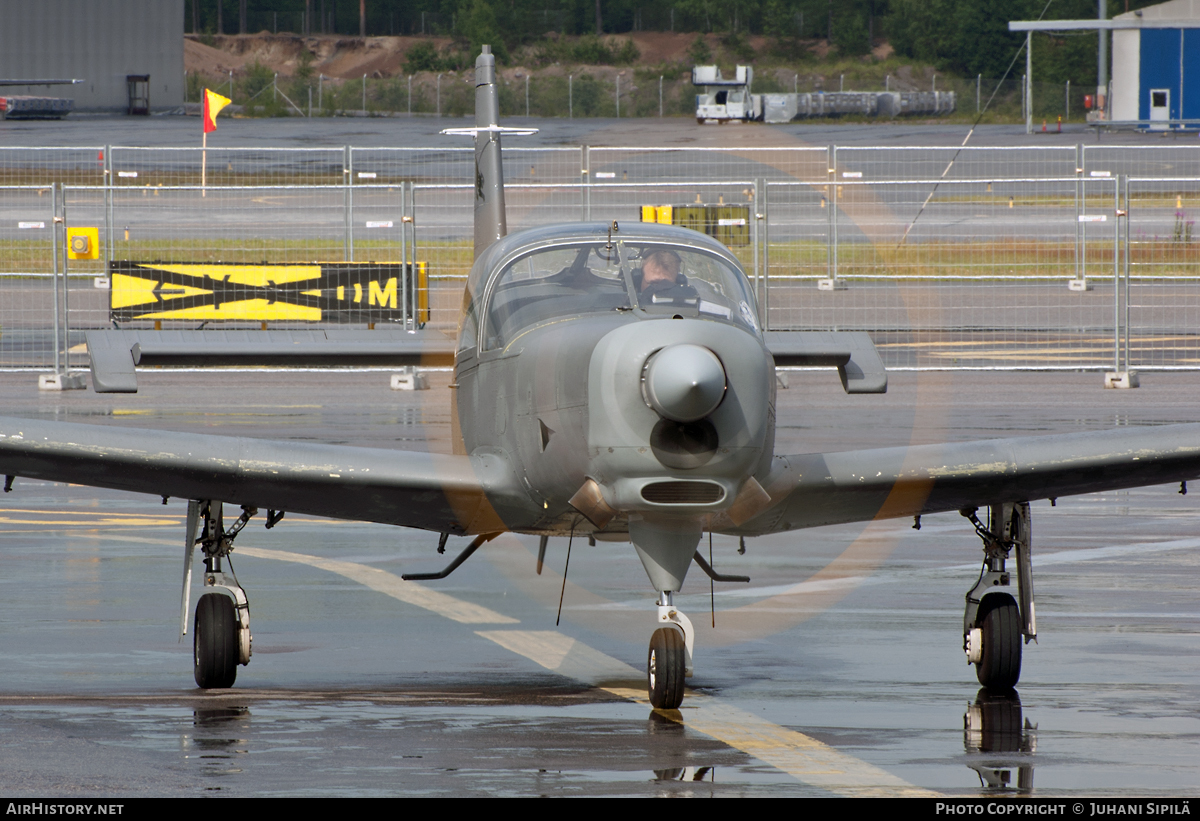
[732,424,1200,532]
[0,415,509,535]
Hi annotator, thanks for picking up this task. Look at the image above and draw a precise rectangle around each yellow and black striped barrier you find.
[109,261,428,325]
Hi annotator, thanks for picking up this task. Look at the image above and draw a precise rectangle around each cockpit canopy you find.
[475,241,760,351]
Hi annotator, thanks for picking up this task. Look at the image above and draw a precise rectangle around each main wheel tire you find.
[194,592,238,689]
[975,597,1022,690]
[647,627,686,709]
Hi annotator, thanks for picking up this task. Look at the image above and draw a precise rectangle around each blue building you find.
[1112,0,1200,124]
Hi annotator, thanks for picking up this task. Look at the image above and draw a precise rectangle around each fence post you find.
[761,178,770,330]
[1113,176,1121,373]
[581,145,590,221]
[1075,143,1083,283]
[104,145,113,279]
[752,177,761,319]
[51,183,61,374]
[1123,176,1131,373]
[400,180,408,331]
[344,145,353,261]
[569,75,573,118]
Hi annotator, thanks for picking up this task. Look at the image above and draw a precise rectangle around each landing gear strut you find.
[647,591,694,709]
[181,500,254,689]
[962,503,1036,690]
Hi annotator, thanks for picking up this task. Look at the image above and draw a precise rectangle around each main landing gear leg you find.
[181,500,255,689]
[648,590,694,710]
[961,503,1036,690]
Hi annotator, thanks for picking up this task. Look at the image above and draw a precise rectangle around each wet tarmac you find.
[2,368,1199,796]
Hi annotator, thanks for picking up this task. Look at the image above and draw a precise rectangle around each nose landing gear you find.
[647,591,694,709]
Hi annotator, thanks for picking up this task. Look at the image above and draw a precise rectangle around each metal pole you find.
[1123,177,1131,371]
[1098,0,1108,119]
[408,183,418,328]
[308,86,312,117]
[408,75,412,115]
[229,70,233,99]
[400,181,408,330]
[659,76,663,117]
[569,75,573,118]
[525,74,529,117]
[977,74,981,113]
[273,73,278,102]
[437,73,442,117]
[60,185,71,372]
[104,145,113,281]
[1076,143,1083,281]
[1113,176,1120,372]
[762,179,770,329]
[752,178,760,317]
[1066,79,1070,119]
[616,74,620,118]
[319,74,323,110]
[51,183,61,373]
[581,145,590,220]
[1025,32,1033,135]
[363,74,367,114]
[344,145,353,261]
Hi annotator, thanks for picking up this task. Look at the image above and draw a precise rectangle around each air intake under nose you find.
[642,344,727,423]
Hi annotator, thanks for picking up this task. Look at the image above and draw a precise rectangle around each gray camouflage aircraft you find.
[3,47,1200,709]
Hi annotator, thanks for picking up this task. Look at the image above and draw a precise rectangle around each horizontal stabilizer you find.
[764,331,887,394]
[86,330,456,393]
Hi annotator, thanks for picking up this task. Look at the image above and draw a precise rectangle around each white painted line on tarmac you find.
[236,546,519,625]
[98,534,933,793]
[476,629,936,797]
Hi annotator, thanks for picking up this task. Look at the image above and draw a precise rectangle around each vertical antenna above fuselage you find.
[441,46,538,260]
[472,46,505,258]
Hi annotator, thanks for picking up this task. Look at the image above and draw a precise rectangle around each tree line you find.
[188,0,1166,86]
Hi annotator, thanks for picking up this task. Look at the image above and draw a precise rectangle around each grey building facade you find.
[0,0,183,112]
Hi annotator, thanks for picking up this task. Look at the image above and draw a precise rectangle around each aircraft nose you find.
[642,344,727,423]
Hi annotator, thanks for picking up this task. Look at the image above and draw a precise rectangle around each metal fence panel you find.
[588,147,828,183]
[1125,177,1200,370]
[0,186,58,368]
[0,147,106,186]
[764,177,1120,370]
[832,146,1078,182]
[1083,145,1200,180]
[4,146,1200,373]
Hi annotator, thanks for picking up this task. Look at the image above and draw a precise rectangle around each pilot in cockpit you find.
[633,248,685,295]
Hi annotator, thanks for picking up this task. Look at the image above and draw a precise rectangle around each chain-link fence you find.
[2,144,1198,374]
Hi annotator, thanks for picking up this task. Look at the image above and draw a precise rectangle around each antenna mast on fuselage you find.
[441,46,538,260]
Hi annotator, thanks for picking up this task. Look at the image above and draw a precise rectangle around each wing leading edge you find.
[733,424,1200,533]
[0,415,517,535]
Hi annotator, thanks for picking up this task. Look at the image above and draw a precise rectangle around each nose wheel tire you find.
[975,598,1022,690]
[194,592,238,689]
[648,627,686,709]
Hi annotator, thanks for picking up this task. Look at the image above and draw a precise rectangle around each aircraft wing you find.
[734,424,1200,533]
[0,415,517,535]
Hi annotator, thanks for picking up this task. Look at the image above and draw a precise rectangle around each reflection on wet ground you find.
[964,689,1036,793]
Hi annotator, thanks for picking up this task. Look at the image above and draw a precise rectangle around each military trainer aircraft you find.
[4,47,1200,709]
